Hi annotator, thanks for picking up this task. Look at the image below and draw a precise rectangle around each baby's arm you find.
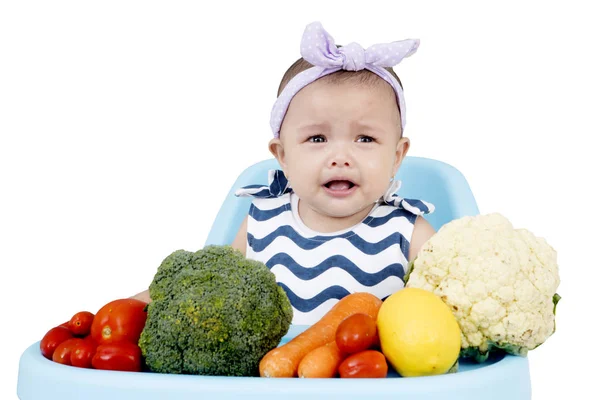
[230,216,248,257]
[130,289,151,303]
[128,216,249,303]
[408,216,436,262]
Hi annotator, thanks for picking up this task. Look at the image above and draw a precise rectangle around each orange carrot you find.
[298,341,345,378]
[259,292,383,378]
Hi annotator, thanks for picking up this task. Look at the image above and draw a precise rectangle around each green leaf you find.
[553,293,561,314]
[403,259,416,284]
[551,292,561,334]
[446,358,459,374]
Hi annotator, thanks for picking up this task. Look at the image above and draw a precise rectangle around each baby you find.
[133,22,436,324]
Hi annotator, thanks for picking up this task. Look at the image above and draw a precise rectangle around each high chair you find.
[17,156,532,400]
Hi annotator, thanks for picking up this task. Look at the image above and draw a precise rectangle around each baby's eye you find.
[357,135,375,143]
[308,135,326,143]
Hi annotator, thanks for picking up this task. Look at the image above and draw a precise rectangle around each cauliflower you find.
[405,213,560,362]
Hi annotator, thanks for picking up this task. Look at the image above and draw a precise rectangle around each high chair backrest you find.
[204,156,479,246]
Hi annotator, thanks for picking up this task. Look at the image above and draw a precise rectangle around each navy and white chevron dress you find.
[235,169,434,325]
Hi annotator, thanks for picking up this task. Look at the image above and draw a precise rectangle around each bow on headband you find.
[270,22,420,138]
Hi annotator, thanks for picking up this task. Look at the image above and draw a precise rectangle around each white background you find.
[1,1,598,399]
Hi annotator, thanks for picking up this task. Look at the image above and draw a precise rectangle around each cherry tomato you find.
[70,337,98,368]
[336,313,378,354]
[52,338,84,365]
[40,326,74,360]
[83,335,98,344]
[370,328,381,350]
[339,350,388,378]
[68,311,95,336]
[90,299,147,345]
[92,342,142,372]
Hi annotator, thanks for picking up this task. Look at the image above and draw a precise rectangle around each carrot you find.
[298,341,345,378]
[259,292,383,378]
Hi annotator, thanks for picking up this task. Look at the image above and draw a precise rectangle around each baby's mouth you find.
[324,180,356,191]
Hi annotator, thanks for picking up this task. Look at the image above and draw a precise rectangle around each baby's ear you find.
[393,136,410,173]
[269,138,286,169]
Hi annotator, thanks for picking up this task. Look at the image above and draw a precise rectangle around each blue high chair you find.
[17,156,532,400]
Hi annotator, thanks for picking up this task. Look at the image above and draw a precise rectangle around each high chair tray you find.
[17,325,531,400]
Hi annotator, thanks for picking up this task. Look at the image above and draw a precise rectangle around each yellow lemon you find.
[377,287,461,377]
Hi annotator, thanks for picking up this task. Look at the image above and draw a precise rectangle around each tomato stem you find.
[102,326,112,339]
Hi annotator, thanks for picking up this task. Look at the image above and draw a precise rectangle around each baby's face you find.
[271,78,409,220]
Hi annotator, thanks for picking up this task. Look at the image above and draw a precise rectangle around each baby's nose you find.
[327,141,354,167]
[330,159,350,167]
[329,150,352,167]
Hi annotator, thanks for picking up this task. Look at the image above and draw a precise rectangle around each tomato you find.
[91,342,142,372]
[371,328,381,350]
[90,299,147,345]
[338,350,388,378]
[52,338,84,365]
[40,326,74,360]
[68,311,95,336]
[70,337,98,368]
[336,313,378,354]
[83,335,98,344]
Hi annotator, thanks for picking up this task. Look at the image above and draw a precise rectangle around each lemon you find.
[377,287,461,377]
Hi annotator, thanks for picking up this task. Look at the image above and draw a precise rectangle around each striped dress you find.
[235,169,434,325]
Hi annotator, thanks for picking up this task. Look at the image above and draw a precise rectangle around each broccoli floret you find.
[138,245,293,376]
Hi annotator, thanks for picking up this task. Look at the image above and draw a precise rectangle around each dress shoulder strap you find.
[235,169,292,199]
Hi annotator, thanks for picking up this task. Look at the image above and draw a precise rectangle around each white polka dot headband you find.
[270,21,420,138]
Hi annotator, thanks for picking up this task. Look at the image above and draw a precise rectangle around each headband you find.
[270,21,420,138]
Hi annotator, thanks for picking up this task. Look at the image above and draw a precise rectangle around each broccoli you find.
[138,245,293,376]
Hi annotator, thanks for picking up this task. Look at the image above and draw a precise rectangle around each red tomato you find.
[40,326,74,360]
[70,337,98,368]
[91,342,142,372]
[90,299,147,345]
[52,338,84,365]
[336,313,378,354]
[68,311,95,336]
[370,328,381,350]
[83,335,98,345]
[338,350,388,378]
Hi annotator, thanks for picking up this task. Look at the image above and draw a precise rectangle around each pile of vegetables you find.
[38,212,561,379]
[40,298,148,371]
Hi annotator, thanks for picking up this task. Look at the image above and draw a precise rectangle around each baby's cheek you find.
[363,179,389,201]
